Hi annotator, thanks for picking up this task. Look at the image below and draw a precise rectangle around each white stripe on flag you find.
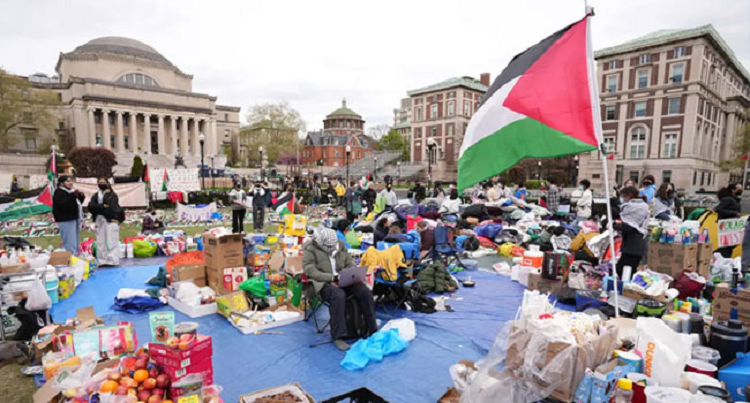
[459,77,526,159]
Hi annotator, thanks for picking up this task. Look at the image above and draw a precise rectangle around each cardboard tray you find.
[228,303,304,335]
[239,383,316,403]
[168,296,218,318]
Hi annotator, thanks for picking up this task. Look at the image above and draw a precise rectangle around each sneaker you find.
[334,339,350,351]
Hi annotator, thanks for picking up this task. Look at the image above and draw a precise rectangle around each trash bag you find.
[27,278,52,311]
[1,236,35,250]
[240,276,268,298]
[635,318,691,387]
[133,239,158,258]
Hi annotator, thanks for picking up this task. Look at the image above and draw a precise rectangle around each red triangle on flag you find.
[739,153,749,161]
[607,154,615,160]
[37,185,53,207]
[503,18,598,148]
[142,165,150,183]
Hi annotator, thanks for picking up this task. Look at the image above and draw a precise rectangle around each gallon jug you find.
[709,319,749,367]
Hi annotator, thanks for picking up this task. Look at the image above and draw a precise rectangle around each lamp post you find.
[199,133,205,191]
[573,155,579,185]
[210,156,215,189]
[427,138,436,191]
[345,145,351,185]
[259,146,264,180]
[374,157,378,181]
[537,160,542,180]
[397,161,401,184]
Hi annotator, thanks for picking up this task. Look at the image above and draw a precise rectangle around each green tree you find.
[130,155,144,178]
[0,68,59,151]
[376,129,410,161]
[241,101,306,166]
[719,113,750,171]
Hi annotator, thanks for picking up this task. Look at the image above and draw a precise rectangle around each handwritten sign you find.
[176,202,217,222]
[717,216,748,247]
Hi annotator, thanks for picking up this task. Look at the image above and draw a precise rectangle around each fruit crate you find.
[320,388,390,403]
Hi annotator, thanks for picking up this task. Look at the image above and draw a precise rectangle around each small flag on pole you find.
[161,169,169,192]
[739,153,749,161]
[142,165,150,184]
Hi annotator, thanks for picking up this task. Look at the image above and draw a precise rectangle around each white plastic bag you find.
[710,253,739,281]
[72,259,86,286]
[26,277,52,311]
[636,318,691,387]
[381,318,416,341]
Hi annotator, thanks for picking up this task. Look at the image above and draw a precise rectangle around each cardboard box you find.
[32,306,104,362]
[647,242,699,278]
[34,358,119,403]
[0,263,30,274]
[48,251,72,267]
[239,383,316,403]
[713,284,750,329]
[718,352,750,402]
[172,264,206,287]
[528,273,564,295]
[622,287,667,303]
[206,274,232,296]
[216,291,250,317]
[203,233,244,269]
[283,256,303,276]
[229,303,304,335]
[149,334,213,362]
[167,297,218,318]
[695,243,713,278]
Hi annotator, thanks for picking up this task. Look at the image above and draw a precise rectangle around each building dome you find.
[71,36,172,66]
[327,99,361,118]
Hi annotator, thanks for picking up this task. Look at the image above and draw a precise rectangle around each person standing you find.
[616,186,650,277]
[546,178,560,214]
[251,179,267,231]
[88,178,123,266]
[432,182,445,198]
[410,181,426,203]
[53,175,85,255]
[487,181,501,203]
[312,182,322,205]
[573,179,593,229]
[668,183,683,219]
[335,180,346,207]
[652,183,674,221]
[715,183,743,258]
[380,182,398,211]
[363,182,377,214]
[639,175,657,203]
[514,181,527,201]
[228,183,247,234]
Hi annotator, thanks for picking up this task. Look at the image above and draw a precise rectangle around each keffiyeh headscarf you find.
[314,227,339,253]
[621,198,650,235]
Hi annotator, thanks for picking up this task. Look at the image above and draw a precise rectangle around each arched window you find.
[629,127,646,159]
[117,73,159,87]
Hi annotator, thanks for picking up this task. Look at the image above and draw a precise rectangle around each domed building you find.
[301,99,375,168]
[9,36,239,171]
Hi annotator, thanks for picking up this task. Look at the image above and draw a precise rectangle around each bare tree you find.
[367,123,391,140]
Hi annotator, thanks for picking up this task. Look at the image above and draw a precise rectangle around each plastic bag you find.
[71,259,86,286]
[27,277,52,311]
[239,276,268,298]
[52,353,99,391]
[133,239,157,258]
[636,318,691,387]
[710,253,739,281]
[380,318,416,342]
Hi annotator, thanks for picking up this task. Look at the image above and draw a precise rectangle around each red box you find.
[148,334,212,362]
[151,344,212,369]
[162,356,213,381]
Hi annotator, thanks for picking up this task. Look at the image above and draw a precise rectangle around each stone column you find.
[180,116,189,155]
[129,112,138,152]
[157,114,165,155]
[143,113,152,154]
[102,109,111,149]
[169,116,177,155]
[192,118,201,157]
[87,108,97,147]
[211,119,218,156]
[115,111,125,151]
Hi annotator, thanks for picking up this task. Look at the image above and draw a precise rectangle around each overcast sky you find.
[1,0,748,134]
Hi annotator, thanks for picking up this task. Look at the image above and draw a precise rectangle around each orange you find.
[133,369,149,383]
[100,380,119,393]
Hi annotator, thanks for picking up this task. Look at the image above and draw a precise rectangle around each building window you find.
[25,136,37,149]
[637,70,649,89]
[674,46,685,58]
[606,105,616,120]
[431,104,438,119]
[663,133,678,158]
[334,150,339,157]
[333,161,339,167]
[667,97,681,115]
[707,172,712,186]
[96,134,103,146]
[224,129,230,139]
[629,127,646,159]
[124,136,129,149]
[671,63,684,84]
[630,171,640,184]
[700,172,705,186]
[110,136,115,148]
[662,170,672,184]
[634,101,647,117]
[94,113,102,124]
[603,137,615,154]
[639,54,651,64]
[448,125,454,136]
[117,73,159,87]
[108,113,115,125]
[464,101,471,116]
[447,102,455,116]
[693,171,697,186]
[58,121,65,130]
[224,113,228,121]
[608,60,618,69]
[447,91,456,99]
[431,127,437,137]
[607,75,618,92]
[416,108,422,121]
[123,115,129,127]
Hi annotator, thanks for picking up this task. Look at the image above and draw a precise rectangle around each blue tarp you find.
[50,263,546,403]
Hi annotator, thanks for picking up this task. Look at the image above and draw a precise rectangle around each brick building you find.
[578,25,750,191]
[301,100,375,167]
[407,74,489,181]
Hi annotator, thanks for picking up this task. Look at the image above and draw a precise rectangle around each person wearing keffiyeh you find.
[615,186,650,277]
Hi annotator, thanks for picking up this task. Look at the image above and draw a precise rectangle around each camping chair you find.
[300,274,355,335]
[373,267,418,316]
[431,226,466,271]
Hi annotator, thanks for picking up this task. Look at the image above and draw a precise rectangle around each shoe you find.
[334,339,350,351]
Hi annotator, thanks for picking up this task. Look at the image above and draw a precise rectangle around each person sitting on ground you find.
[374,217,390,243]
[416,221,434,252]
[652,183,675,221]
[487,181,502,203]
[570,219,600,265]
[303,228,377,351]
[439,188,461,215]
[142,208,164,234]
[335,219,351,249]
[514,181,527,201]
[550,226,572,251]
[432,182,445,198]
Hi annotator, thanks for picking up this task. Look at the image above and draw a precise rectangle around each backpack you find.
[345,297,368,340]
[463,236,480,252]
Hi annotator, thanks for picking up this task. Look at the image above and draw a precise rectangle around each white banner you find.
[74,182,148,207]
[150,168,201,192]
[176,202,217,221]
[29,175,48,190]
[0,173,13,194]
[717,216,749,248]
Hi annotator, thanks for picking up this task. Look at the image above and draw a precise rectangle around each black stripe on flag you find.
[480,16,585,108]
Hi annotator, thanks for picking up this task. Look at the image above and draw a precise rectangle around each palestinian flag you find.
[161,169,169,192]
[142,165,150,184]
[273,192,294,217]
[458,15,601,191]
[38,150,57,207]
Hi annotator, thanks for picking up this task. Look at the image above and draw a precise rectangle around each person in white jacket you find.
[380,183,398,211]
[439,188,461,215]
[573,179,593,230]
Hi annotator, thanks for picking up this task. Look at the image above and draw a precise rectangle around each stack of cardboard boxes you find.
[149,335,214,398]
[647,242,712,279]
[203,233,246,295]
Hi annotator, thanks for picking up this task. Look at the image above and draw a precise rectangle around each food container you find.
[174,321,199,337]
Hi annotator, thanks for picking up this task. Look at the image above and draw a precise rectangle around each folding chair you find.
[373,267,418,316]
[300,274,355,334]
[431,226,466,270]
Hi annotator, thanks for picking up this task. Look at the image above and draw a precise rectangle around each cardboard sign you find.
[717,217,748,247]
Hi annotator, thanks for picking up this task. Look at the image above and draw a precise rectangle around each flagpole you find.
[585,8,620,317]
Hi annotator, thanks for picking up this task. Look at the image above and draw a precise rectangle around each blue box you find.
[719,352,750,402]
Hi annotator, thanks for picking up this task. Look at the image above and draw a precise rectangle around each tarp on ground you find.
[74,182,148,207]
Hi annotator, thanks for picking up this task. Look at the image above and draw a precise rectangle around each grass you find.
[0,362,35,403]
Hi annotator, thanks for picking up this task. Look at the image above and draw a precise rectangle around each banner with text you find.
[150,168,201,192]
[176,202,217,221]
[717,216,749,247]
[74,182,148,208]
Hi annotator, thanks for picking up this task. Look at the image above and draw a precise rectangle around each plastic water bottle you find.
[614,378,633,403]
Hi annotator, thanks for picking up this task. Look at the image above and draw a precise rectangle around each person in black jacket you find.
[615,187,650,277]
[250,179,267,231]
[53,175,85,254]
[715,183,743,257]
[410,182,426,203]
[363,182,377,215]
[88,178,124,266]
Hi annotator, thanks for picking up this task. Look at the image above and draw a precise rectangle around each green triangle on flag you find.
[161,169,169,192]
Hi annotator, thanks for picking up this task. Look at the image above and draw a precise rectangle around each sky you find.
[1,0,748,135]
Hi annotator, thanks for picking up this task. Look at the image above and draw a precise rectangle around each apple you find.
[115,386,129,396]
[120,377,134,388]
[151,388,164,397]
[143,378,157,390]
[135,358,148,370]
[148,395,163,403]
[137,390,152,402]
[179,334,193,342]
[155,374,170,389]
[149,367,159,379]
[64,388,78,398]
[108,372,122,382]
[165,337,180,350]
[137,385,145,393]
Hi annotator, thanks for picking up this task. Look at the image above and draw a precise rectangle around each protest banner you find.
[176,202,217,221]
[717,216,749,247]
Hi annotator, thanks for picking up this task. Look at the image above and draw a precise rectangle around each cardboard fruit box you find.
[712,284,750,329]
[203,233,244,269]
[149,334,213,362]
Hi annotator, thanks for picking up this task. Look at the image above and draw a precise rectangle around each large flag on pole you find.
[458,15,600,191]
